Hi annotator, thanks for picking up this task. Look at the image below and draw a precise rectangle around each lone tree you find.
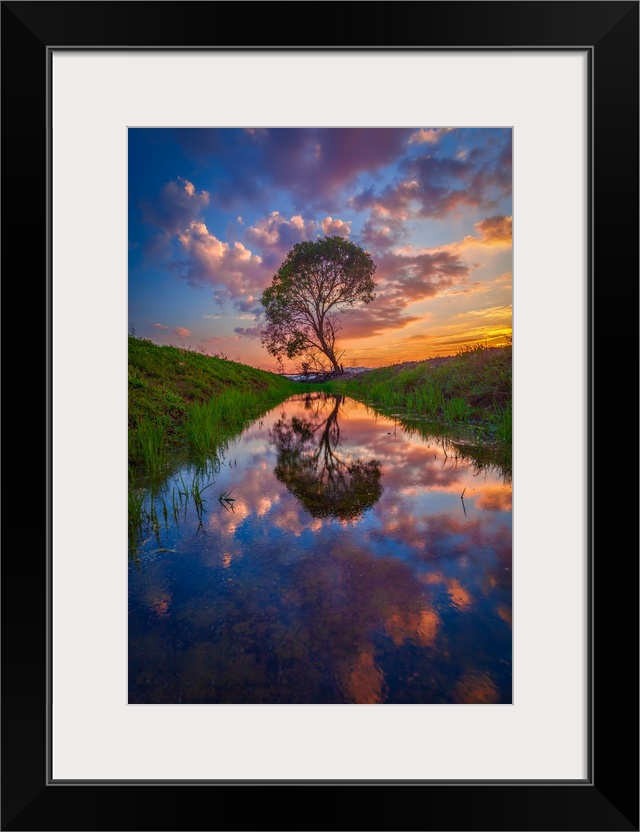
[260,236,376,373]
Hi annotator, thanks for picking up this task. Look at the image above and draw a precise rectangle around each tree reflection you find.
[270,394,382,519]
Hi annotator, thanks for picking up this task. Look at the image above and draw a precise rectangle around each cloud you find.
[361,218,403,251]
[320,216,351,238]
[153,322,168,329]
[159,206,359,318]
[177,220,267,304]
[390,216,511,285]
[407,328,512,352]
[351,130,512,221]
[234,298,264,315]
[244,212,318,269]
[350,180,418,221]
[243,211,355,273]
[172,327,191,337]
[233,324,265,339]
[171,209,356,317]
[415,215,512,256]
[456,305,512,321]
[408,127,453,145]
[140,178,209,234]
[473,215,512,245]
[174,128,415,212]
[174,210,358,314]
[336,247,470,339]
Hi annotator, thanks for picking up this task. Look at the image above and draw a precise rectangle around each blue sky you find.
[129,127,512,369]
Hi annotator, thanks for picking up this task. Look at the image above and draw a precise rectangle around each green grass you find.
[442,396,472,423]
[129,418,166,477]
[129,336,303,474]
[184,388,287,460]
[335,344,511,443]
[490,400,512,443]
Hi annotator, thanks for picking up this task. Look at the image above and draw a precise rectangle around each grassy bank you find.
[128,336,299,475]
[384,406,512,479]
[128,337,511,551]
[333,345,511,444]
[129,337,511,480]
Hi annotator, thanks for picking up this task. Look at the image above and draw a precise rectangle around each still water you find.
[129,394,511,704]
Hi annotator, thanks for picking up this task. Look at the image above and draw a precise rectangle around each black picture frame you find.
[2,2,638,830]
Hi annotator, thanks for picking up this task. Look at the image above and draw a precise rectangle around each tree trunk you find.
[314,320,340,372]
[319,341,340,372]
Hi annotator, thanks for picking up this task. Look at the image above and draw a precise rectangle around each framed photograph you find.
[126,122,515,713]
[3,2,638,830]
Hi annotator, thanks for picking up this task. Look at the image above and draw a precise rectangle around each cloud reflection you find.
[129,396,511,703]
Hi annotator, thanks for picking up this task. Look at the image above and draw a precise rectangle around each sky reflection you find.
[129,394,511,703]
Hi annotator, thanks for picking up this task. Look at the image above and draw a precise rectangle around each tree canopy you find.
[260,236,376,373]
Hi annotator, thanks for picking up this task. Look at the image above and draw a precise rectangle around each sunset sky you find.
[128,128,512,370]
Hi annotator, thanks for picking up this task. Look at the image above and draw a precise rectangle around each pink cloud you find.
[351,133,512,221]
[153,322,168,329]
[408,128,453,145]
[244,212,318,268]
[335,248,470,339]
[350,180,418,222]
[172,327,191,337]
[179,211,353,318]
[141,176,361,319]
[249,128,415,211]
[177,220,267,306]
[164,128,416,213]
[321,216,351,238]
[361,218,403,251]
[243,211,354,274]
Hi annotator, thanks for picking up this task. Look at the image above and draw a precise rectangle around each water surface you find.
[129,394,511,704]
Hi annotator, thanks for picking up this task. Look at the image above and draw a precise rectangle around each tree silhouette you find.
[260,237,376,372]
[269,394,382,520]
